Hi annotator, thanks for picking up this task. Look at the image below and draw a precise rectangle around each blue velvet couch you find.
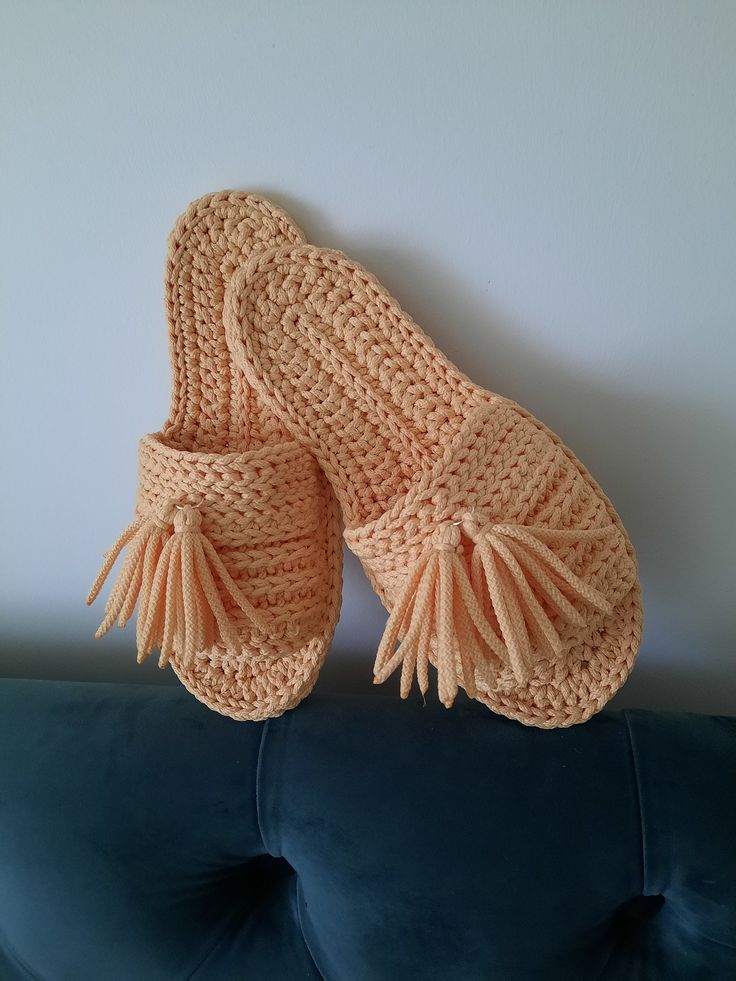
[1,678,734,980]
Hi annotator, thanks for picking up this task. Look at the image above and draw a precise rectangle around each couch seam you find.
[0,925,45,981]
[624,710,649,896]
[183,911,252,981]
[255,716,272,855]
[254,719,324,979]
[295,877,326,981]
[665,902,736,951]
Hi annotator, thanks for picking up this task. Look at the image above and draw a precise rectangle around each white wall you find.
[2,1,734,713]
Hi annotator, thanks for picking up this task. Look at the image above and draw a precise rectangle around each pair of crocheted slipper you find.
[89,191,642,727]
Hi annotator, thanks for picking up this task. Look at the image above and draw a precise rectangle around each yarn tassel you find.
[373,517,617,707]
[87,503,268,666]
[464,516,615,684]
[373,524,508,707]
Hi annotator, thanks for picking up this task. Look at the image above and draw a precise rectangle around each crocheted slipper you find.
[87,193,342,721]
[223,246,642,728]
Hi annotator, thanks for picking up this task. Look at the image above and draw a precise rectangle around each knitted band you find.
[138,434,338,652]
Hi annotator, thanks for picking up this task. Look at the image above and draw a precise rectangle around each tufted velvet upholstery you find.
[0,678,734,980]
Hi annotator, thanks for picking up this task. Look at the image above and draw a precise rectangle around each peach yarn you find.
[224,245,642,728]
[87,193,342,721]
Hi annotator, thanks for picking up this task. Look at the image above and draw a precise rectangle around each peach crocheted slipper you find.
[87,194,342,721]
[224,246,642,728]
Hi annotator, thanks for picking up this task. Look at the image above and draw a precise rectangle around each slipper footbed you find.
[226,246,489,525]
[164,192,304,453]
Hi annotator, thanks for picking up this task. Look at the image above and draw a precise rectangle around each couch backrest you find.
[1,679,734,980]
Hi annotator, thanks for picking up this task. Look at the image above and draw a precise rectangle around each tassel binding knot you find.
[373,515,616,708]
[86,502,268,667]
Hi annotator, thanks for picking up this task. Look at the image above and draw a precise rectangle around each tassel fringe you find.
[87,503,268,666]
[373,516,616,707]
